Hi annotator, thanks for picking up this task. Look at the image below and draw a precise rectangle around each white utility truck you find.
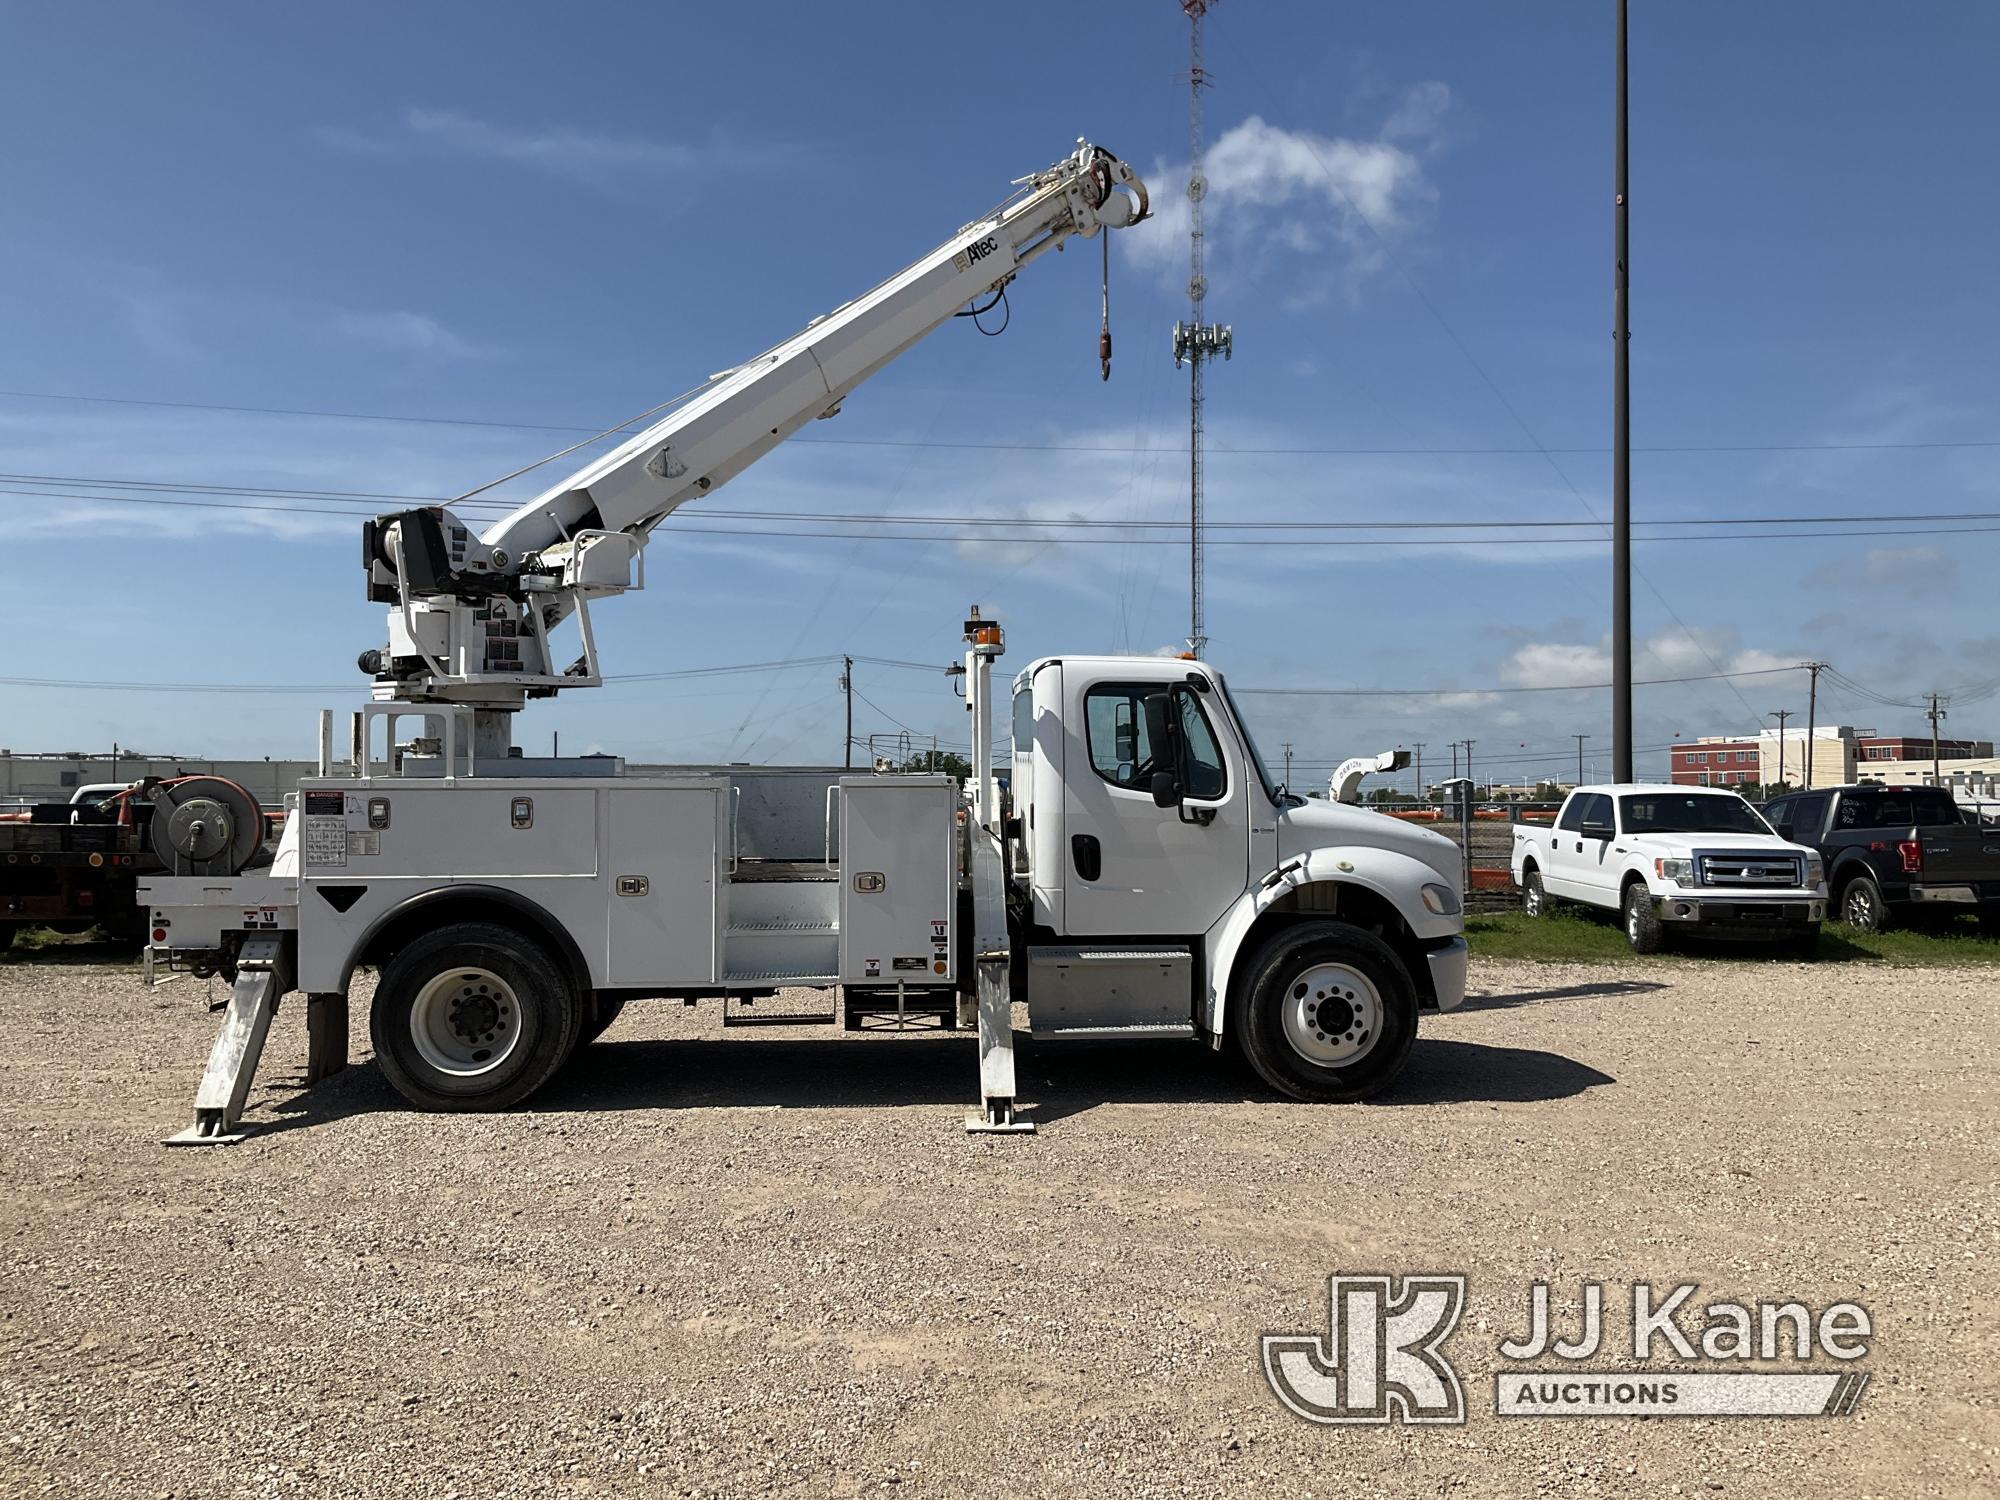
[143,140,1468,1144]
[1511,783,1825,954]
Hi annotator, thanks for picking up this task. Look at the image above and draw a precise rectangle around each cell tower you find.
[1172,0,1232,658]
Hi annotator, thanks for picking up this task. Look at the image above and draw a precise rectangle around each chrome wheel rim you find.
[410,967,522,1077]
[1844,885,1874,926]
[1524,879,1543,916]
[1626,897,1643,940]
[1280,962,1382,1066]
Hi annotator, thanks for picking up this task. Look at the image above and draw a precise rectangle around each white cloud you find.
[323,309,492,361]
[317,108,794,191]
[1501,629,1796,690]
[1119,85,1452,301]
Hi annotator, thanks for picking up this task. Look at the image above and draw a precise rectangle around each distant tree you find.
[1367,786,1413,804]
[900,749,973,784]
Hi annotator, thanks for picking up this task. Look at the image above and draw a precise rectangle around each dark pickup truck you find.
[1762,784,2000,931]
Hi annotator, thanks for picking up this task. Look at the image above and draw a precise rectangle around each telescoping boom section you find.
[359,141,1149,722]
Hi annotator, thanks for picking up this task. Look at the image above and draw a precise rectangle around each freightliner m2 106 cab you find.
[140,141,1467,1143]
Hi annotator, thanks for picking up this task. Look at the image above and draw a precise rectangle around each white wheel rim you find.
[1525,880,1542,914]
[410,967,523,1077]
[1280,962,1383,1066]
[1846,887,1873,925]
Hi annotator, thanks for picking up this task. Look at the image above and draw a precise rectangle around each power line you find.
[14,470,2000,533]
[11,486,2000,548]
[3,386,1995,456]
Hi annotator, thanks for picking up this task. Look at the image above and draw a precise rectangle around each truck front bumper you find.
[1425,936,1469,1012]
[1653,894,1823,930]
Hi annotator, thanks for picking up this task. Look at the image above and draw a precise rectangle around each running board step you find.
[723,994,837,1027]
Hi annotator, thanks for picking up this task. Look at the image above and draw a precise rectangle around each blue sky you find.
[3,2,1996,787]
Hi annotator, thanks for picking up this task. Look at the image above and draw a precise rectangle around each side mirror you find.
[1151,770,1183,809]
[1774,821,1793,840]
[1581,819,1614,841]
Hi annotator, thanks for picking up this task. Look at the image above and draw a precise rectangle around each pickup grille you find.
[1696,851,1804,888]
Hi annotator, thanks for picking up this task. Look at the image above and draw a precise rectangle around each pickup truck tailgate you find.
[1917,825,2000,885]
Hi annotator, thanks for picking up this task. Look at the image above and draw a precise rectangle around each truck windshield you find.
[1619,793,1773,836]
[1216,674,1287,804]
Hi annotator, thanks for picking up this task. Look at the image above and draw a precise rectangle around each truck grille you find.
[1697,851,1803,888]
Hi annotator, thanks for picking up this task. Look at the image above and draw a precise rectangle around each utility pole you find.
[841,655,854,769]
[1281,740,1294,791]
[1771,709,1791,788]
[1463,739,1477,798]
[1573,733,1588,787]
[1412,741,1425,801]
[1802,661,1827,787]
[1450,742,1460,780]
[1611,0,1634,783]
[1927,692,1947,783]
[1173,0,1232,658]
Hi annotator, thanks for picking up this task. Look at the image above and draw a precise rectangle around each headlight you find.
[1655,857,1695,886]
[1421,882,1461,916]
[1805,855,1825,888]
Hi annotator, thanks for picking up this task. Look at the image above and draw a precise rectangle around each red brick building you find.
[1670,738,1760,786]
[1856,735,1991,764]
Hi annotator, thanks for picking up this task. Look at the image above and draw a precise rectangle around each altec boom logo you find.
[1264,1276,1872,1425]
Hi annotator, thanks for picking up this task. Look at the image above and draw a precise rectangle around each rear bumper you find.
[1911,884,1980,904]
[1425,936,1469,1012]
[1654,894,1823,930]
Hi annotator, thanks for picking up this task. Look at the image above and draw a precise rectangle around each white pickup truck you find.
[1511,783,1826,953]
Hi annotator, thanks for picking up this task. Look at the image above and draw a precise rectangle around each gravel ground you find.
[2,953,1995,1498]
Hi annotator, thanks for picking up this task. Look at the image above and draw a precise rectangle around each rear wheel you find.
[1234,921,1419,1103]
[1839,874,1888,933]
[371,921,581,1112]
[1521,869,1551,917]
[1623,884,1664,954]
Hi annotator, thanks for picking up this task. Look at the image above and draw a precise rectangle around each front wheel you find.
[1623,884,1665,954]
[371,921,581,1112]
[1234,921,1419,1103]
[1521,869,1551,917]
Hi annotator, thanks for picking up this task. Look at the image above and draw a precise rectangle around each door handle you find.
[1071,834,1102,881]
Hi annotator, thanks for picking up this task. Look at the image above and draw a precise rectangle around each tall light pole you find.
[1772,709,1791,788]
[1573,733,1588,787]
[1174,0,1232,658]
[1611,0,1634,782]
[1802,660,1827,787]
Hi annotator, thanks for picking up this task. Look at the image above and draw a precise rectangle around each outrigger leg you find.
[164,934,294,1147]
[962,828,1033,1134]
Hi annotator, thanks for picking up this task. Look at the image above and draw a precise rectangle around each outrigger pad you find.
[164,1111,252,1147]
[964,1101,1036,1135]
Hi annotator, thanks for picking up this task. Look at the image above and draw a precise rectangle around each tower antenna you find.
[1173,0,1232,658]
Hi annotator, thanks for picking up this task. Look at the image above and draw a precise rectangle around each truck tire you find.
[1521,869,1551,917]
[1233,921,1418,1103]
[1838,874,1888,933]
[371,921,582,1112]
[1623,883,1665,954]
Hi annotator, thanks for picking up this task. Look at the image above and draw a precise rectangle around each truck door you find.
[1059,675,1251,936]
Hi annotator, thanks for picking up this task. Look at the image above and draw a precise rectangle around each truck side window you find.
[1085,684,1159,788]
[1786,792,1828,839]
[1177,692,1227,800]
[1083,683,1228,799]
[1556,796,1585,832]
